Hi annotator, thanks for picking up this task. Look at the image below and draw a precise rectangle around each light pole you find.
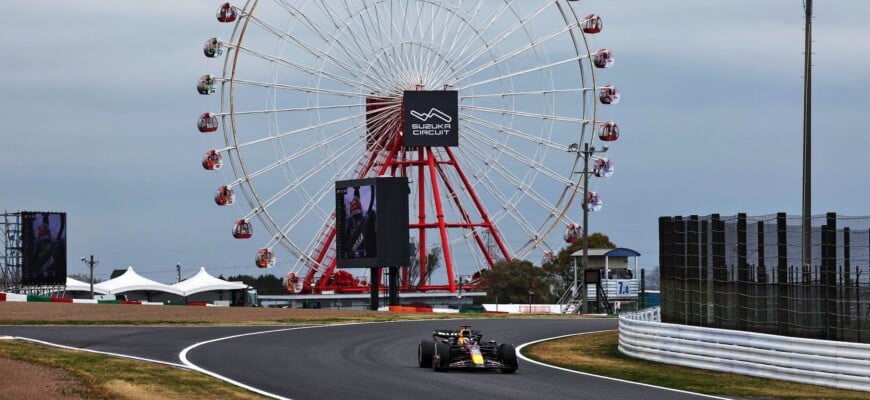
[568,142,608,313]
[801,0,813,275]
[80,255,99,299]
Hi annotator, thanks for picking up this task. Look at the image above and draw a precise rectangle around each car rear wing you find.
[432,329,483,341]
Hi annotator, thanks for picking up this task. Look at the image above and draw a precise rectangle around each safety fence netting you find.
[659,213,870,344]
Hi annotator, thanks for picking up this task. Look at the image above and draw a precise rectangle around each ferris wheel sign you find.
[403,90,459,147]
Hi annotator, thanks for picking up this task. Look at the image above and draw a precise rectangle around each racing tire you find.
[433,342,450,372]
[499,343,518,374]
[418,340,434,368]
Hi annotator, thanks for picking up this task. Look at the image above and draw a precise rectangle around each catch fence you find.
[659,213,870,343]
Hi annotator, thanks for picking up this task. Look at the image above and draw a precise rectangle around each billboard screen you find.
[403,90,459,147]
[336,184,378,260]
[20,212,67,285]
[336,177,409,268]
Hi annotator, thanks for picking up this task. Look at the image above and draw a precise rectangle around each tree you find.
[642,265,660,290]
[480,259,557,304]
[543,232,617,296]
[406,243,442,288]
[69,273,103,284]
[226,274,285,295]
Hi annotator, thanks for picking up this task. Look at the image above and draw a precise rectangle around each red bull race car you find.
[417,326,518,373]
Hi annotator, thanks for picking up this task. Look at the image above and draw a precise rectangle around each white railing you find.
[619,307,870,392]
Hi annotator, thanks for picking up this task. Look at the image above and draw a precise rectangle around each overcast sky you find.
[2,1,869,283]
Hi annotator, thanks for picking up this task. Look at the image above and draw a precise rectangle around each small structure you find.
[571,248,642,312]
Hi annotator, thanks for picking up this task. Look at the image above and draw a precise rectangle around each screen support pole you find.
[370,267,380,310]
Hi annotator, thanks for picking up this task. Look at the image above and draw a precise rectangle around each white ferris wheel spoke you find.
[228,123,362,187]
[451,146,541,243]
[243,10,377,88]
[456,55,588,92]
[231,113,360,149]
[451,21,579,85]
[457,126,569,218]
[445,1,552,81]
[459,112,582,154]
[230,43,376,94]
[462,105,589,125]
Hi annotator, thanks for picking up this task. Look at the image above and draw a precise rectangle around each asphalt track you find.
[1,319,727,400]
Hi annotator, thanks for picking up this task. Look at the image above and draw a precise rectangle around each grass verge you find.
[522,330,869,400]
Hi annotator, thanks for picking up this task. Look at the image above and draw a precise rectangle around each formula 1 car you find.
[417,326,518,373]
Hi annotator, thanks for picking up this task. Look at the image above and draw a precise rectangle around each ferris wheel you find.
[197,0,619,293]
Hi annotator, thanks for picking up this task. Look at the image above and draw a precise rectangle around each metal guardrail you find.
[619,307,870,392]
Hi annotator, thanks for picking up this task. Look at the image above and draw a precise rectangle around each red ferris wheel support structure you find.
[298,95,512,294]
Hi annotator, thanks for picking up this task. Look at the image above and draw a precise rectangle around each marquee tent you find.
[64,276,109,295]
[94,266,184,297]
[172,266,247,295]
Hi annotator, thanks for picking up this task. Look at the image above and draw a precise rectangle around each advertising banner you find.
[403,90,459,147]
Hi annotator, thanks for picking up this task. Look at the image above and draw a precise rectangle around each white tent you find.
[65,276,109,294]
[94,266,184,297]
[172,266,247,296]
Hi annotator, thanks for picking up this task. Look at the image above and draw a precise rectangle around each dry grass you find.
[0,340,266,400]
[524,330,870,400]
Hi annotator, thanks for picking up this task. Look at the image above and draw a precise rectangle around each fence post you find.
[701,218,710,325]
[658,216,673,322]
[712,214,726,328]
[757,220,768,328]
[687,215,700,325]
[674,216,687,325]
[777,213,789,335]
[737,213,748,331]
[822,212,837,339]
[843,227,851,334]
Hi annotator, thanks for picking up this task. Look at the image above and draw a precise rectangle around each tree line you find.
[218,232,659,299]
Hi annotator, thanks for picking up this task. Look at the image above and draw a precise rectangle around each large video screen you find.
[336,184,378,260]
[20,212,67,285]
[336,177,409,268]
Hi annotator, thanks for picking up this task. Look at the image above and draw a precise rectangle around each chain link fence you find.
[659,213,870,343]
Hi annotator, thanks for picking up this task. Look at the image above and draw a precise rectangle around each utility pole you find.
[81,255,99,299]
[176,263,182,283]
[568,142,608,313]
[801,0,813,274]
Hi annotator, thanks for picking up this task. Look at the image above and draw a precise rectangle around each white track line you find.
[516,330,733,400]
[11,337,188,369]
